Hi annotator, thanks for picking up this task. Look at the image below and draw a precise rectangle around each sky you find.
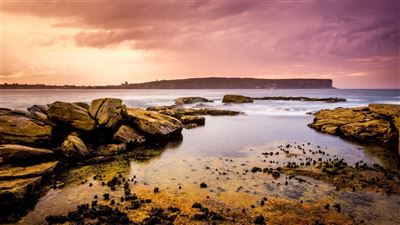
[1,0,399,88]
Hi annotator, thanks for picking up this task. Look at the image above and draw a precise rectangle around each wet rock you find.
[254,215,266,224]
[113,125,145,145]
[180,115,205,127]
[174,97,212,105]
[96,143,127,156]
[0,144,54,163]
[222,94,253,103]
[126,108,183,137]
[0,109,53,147]
[0,161,58,180]
[89,98,126,129]
[309,105,399,153]
[61,134,89,158]
[0,177,42,221]
[254,96,346,103]
[148,105,241,117]
[47,101,96,132]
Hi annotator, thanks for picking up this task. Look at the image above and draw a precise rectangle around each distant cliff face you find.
[1,77,334,89]
[126,78,334,89]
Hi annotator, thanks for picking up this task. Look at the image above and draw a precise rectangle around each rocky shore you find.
[308,104,400,155]
[1,96,399,224]
[0,97,241,222]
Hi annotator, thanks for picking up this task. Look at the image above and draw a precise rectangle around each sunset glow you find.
[1,1,399,88]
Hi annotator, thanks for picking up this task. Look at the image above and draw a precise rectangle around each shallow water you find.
[1,89,399,224]
[16,115,400,225]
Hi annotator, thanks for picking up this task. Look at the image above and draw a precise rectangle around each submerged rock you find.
[222,94,253,103]
[0,144,54,163]
[0,109,53,147]
[309,104,400,153]
[47,101,96,132]
[61,134,89,158]
[113,125,145,145]
[89,98,126,129]
[127,108,183,137]
[180,116,205,128]
[174,97,212,105]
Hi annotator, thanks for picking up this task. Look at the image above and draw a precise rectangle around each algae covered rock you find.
[47,101,96,132]
[0,161,58,180]
[89,98,126,129]
[113,125,145,144]
[174,97,212,105]
[127,108,183,137]
[222,94,253,103]
[61,135,89,158]
[0,109,53,147]
[0,144,54,163]
[309,104,399,152]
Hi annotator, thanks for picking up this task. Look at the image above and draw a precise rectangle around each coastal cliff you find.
[1,77,334,89]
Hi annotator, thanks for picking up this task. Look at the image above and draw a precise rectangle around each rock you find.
[368,104,400,117]
[0,177,42,220]
[96,144,127,156]
[180,116,205,126]
[47,101,96,132]
[0,109,53,147]
[147,105,241,118]
[27,105,48,114]
[61,135,89,158]
[174,97,212,105]
[254,96,346,102]
[73,102,90,110]
[89,98,126,129]
[222,94,253,103]
[309,106,399,153]
[0,161,58,180]
[0,144,54,163]
[126,108,183,137]
[113,125,145,144]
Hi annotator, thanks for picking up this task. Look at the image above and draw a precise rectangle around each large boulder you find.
[126,108,183,137]
[174,97,212,105]
[0,109,53,147]
[0,161,58,180]
[47,101,96,132]
[309,105,399,153]
[222,94,253,103]
[89,98,126,129]
[0,144,54,163]
[61,135,89,158]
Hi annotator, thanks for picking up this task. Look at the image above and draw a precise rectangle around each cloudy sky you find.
[1,1,399,88]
